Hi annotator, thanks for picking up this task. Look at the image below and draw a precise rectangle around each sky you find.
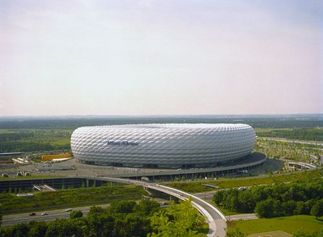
[0,0,322,116]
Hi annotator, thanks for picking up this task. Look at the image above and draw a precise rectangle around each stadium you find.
[71,124,256,169]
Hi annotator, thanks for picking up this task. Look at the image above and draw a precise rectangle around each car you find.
[64,208,72,212]
[41,212,48,216]
[29,212,36,216]
[238,186,247,191]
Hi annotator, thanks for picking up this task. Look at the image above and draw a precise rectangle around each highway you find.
[2,204,110,226]
[3,177,227,237]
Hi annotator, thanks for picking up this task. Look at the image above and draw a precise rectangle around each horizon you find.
[1,0,322,116]
[0,113,322,119]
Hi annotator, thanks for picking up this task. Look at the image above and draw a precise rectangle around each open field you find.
[228,215,323,235]
[164,168,323,193]
[0,129,72,153]
[0,184,146,215]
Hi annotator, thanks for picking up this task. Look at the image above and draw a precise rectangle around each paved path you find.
[226,213,258,221]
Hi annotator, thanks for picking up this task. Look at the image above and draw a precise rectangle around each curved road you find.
[97,177,227,237]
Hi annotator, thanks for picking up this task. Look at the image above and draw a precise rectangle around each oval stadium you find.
[71,124,256,169]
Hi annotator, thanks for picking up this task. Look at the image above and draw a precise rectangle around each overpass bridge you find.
[96,176,227,237]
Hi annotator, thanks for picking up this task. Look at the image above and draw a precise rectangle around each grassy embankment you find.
[228,215,323,235]
[164,168,323,193]
[0,184,146,215]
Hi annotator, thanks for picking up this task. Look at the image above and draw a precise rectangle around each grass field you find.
[0,184,146,214]
[0,128,72,153]
[248,230,291,237]
[228,215,323,235]
[164,168,323,193]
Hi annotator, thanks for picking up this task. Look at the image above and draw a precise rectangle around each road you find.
[2,197,165,226]
[2,204,110,226]
[194,191,218,202]
[97,177,227,237]
[3,177,227,237]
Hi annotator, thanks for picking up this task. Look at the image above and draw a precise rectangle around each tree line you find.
[256,128,323,141]
[213,180,323,218]
[0,199,206,237]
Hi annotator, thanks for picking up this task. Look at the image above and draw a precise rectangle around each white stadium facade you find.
[71,123,257,169]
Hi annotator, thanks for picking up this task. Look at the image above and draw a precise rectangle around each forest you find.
[213,179,323,218]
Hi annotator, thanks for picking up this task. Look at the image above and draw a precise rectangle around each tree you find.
[114,213,150,237]
[110,200,136,213]
[86,212,114,237]
[310,199,323,219]
[282,200,296,216]
[135,199,160,215]
[237,191,255,213]
[227,229,246,237]
[213,190,224,205]
[88,206,106,216]
[11,223,29,237]
[28,222,48,237]
[45,219,83,237]
[70,210,83,219]
[149,200,205,237]
[255,199,275,218]
[294,201,305,215]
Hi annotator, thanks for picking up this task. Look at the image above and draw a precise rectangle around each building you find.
[71,123,256,168]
